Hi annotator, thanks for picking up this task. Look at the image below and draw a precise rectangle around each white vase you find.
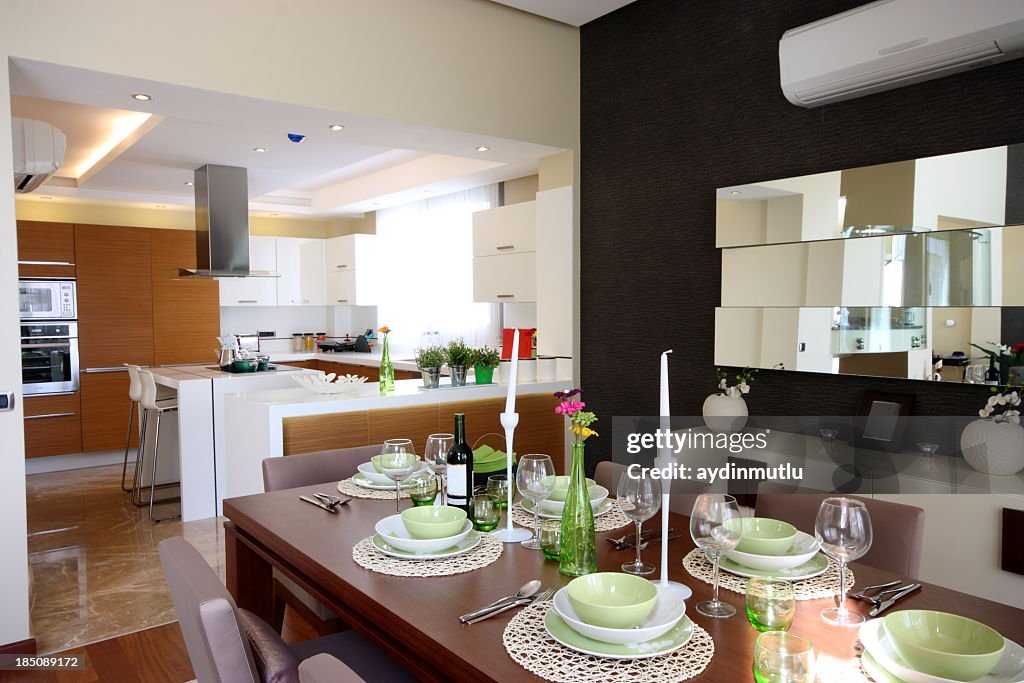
[960,418,1024,476]
[702,394,748,433]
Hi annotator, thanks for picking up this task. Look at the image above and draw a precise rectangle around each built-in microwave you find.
[18,279,76,320]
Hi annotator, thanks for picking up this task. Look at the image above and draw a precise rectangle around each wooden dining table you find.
[223,486,1024,682]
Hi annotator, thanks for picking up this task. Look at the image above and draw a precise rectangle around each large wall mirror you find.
[715,143,1024,384]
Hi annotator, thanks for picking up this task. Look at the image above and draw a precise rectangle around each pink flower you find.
[555,401,585,415]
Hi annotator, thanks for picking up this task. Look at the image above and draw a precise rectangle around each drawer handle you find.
[84,367,130,373]
[25,412,77,420]
[335,264,348,269]
[496,245,514,251]
[18,260,76,266]
[336,299,348,303]
[237,299,258,304]
[496,294,515,299]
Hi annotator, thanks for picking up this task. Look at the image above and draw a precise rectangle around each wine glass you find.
[753,631,815,683]
[690,493,743,618]
[515,454,555,549]
[380,438,417,513]
[815,497,872,625]
[424,434,454,505]
[616,471,662,575]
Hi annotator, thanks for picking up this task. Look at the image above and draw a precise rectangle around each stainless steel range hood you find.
[179,164,277,278]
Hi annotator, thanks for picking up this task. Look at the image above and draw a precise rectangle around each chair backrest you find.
[138,369,160,410]
[158,537,258,683]
[594,460,704,516]
[754,482,926,579]
[125,364,143,402]
[263,444,384,492]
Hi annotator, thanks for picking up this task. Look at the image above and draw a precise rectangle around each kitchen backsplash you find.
[220,305,378,341]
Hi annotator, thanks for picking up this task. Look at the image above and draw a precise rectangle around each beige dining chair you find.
[158,536,414,683]
[754,481,926,579]
[261,444,383,635]
[594,460,705,516]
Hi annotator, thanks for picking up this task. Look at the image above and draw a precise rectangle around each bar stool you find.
[121,364,144,493]
[134,369,181,522]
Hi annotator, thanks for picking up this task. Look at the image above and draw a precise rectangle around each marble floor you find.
[26,463,224,654]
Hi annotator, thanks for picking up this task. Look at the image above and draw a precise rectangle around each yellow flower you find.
[571,423,599,440]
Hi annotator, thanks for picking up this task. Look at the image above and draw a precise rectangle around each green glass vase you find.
[379,335,395,394]
[559,441,597,576]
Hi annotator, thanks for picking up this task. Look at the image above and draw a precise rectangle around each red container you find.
[501,328,535,359]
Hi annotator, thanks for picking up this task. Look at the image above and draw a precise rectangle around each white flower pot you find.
[702,394,748,433]
[960,418,1024,476]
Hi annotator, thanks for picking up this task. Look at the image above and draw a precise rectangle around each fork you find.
[607,527,659,547]
[849,579,901,601]
[314,492,351,509]
[464,588,553,624]
[855,584,914,606]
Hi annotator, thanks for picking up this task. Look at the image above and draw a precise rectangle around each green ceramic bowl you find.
[400,506,467,539]
[726,517,797,556]
[371,453,419,474]
[543,475,597,502]
[884,610,1005,681]
[565,573,658,629]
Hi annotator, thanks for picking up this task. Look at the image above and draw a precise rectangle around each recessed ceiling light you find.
[730,191,741,196]
[185,181,194,186]
[328,124,345,131]
[475,145,490,152]
[253,147,268,153]
[131,93,153,102]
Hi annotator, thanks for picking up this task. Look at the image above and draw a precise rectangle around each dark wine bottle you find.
[446,413,474,511]
[986,355,1000,385]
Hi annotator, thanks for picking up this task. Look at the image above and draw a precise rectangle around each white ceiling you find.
[489,0,637,26]
[10,58,564,217]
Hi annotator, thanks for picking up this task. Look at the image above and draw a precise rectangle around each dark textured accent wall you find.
[580,0,1024,466]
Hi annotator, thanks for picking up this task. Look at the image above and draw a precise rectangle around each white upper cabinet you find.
[219,236,278,306]
[276,238,325,306]
[324,234,376,305]
[473,252,536,302]
[472,200,536,256]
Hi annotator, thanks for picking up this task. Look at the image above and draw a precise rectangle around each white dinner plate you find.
[520,498,614,520]
[539,485,609,514]
[718,552,829,580]
[355,461,430,486]
[370,531,480,560]
[349,472,418,490]
[860,618,1024,683]
[551,586,686,645]
[543,609,693,660]
[374,515,473,554]
[723,530,821,572]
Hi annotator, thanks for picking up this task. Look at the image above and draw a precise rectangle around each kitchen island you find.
[148,364,319,521]
[223,376,572,502]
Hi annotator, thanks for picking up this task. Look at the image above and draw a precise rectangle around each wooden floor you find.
[1,609,317,683]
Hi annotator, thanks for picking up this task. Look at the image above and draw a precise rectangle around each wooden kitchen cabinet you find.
[80,371,135,452]
[152,229,220,365]
[219,236,277,306]
[16,220,76,278]
[23,392,82,458]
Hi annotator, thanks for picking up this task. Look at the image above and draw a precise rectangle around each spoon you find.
[459,580,542,622]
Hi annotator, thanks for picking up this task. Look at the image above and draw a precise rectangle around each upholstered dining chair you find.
[754,481,926,579]
[158,536,415,683]
[261,444,383,635]
[594,460,705,516]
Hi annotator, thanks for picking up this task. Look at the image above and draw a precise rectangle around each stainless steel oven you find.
[18,279,76,319]
[21,322,79,395]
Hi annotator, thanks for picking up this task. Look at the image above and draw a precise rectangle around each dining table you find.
[223,485,1024,682]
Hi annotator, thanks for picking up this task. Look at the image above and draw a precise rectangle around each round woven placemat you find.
[351,533,502,577]
[503,599,715,682]
[337,477,411,500]
[511,500,631,533]
[682,548,855,600]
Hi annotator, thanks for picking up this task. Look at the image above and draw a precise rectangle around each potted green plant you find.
[472,345,500,385]
[414,345,446,389]
[445,338,473,387]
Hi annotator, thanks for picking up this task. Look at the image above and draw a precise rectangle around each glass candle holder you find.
[470,493,500,532]
[408,475,438,507]
[487,474,509,509]
[745,578,796,632]
[753,631,815,683]
[539,519,561,560]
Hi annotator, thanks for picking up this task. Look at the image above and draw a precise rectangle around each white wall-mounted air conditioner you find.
[12,117,66,193]
[780,0,1024,108]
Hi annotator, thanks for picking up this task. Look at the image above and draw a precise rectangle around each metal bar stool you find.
[121,364,144,493]
[136,369,181,521]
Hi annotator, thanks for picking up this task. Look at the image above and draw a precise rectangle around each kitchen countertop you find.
[148,363,315,389]
[264,350,421,372]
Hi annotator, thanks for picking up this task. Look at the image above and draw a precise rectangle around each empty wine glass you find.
[815,497,872,625]
[424,433,454,505]
[616,471,662,575]
[380,438,417,513]
[690,493,743,618]
[516,454,555,549]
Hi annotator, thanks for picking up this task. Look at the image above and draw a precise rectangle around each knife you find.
[869,583,920,617]
[300,495,338,513]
